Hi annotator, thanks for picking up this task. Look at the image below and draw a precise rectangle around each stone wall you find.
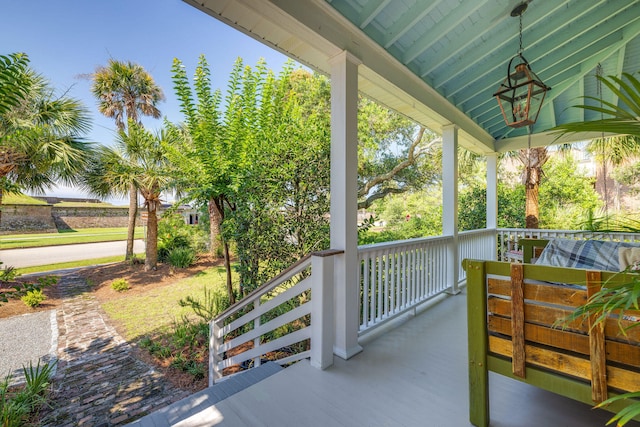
[0,204,57,234]
[52,206,130,230]
[0,204,132,233]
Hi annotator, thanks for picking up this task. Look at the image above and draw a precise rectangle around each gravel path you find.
[0,310,58,384]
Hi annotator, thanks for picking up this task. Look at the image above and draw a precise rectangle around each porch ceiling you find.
[184,0,640,154]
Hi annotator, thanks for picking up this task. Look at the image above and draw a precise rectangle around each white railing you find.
[209,250,341,385]
[357,236,452,334]
[496,228,640,262]
[458,228,497,282]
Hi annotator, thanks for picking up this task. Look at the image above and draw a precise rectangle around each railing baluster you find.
[362,254,369,328]
[383,251,389,317]
[252,297,263,368]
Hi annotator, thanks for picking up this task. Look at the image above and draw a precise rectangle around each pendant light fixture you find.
[493,2,551,128]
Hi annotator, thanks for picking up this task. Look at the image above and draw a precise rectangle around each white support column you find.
[486,153,498,230]
[442,124,460,294]
[329,51,363,360]
[486,152,499,261]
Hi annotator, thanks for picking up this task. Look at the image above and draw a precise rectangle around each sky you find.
[2,0,293,204]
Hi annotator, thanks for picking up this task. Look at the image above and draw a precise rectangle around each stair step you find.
[128,362,283,426]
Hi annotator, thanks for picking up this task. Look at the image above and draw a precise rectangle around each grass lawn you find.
[101,265,229,341]
[0,227,144,249]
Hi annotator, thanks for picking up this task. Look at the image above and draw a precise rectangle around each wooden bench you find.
[464,259,640,426]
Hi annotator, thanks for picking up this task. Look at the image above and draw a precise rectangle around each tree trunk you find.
[525,183,540,229]
[520,147,548,230]
[208,196,222,257]
[0,187,3,231]
[144,201,158,271]
[126,183,138,260]
[223,240,235,305]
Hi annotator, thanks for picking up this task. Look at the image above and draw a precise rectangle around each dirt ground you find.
[0,255,223,392]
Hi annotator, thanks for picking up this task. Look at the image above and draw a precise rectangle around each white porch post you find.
[486,153,498,230]
[486,152,498,260]
[329,50,363,360]
[442,124,460,294]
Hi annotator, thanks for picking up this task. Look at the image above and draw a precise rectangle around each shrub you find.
[0,261,19,282]
[141,287,230,383]
[157,212,208,263]
[21,290,46,308]
[0,360,56,426]
[111,278,130,292]
[179,287,230,321]
[167,247,196,268]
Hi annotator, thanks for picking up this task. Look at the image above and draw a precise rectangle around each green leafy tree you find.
[1,53,92,225]
[538,154,601,229]
[91,59,164,261]
[458,183,526,231]
[231,68,332,289]
[168,56,252,303]
[358,98,441,209]
[84,122,175,271]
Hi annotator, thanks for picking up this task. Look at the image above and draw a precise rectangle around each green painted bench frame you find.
[464,259,640,427]
[518,238,549,263]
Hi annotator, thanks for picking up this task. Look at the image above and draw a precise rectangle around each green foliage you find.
[456,152,602,231]
[612,160,640,195]
[560,271,640,426]
[20,289,46,308]
[178,287,230,321]
[157,213,207,265]
[551,72,640,139]
[0,360,56,426]
[538,154,601,229]
[223,65,332,291]
[110,278,130,292]
[0,262,19,282]
[357,98,441,209]
[596,391,640,426]
[1,272,56,307]
[167,247,196,269]
[0,56,92,199]
[458,182,526,231]
[140,286,228,383]
[0,53,29,116]
[579,212,640,233]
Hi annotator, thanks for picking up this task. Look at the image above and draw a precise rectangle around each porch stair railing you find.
[208,249,341,386]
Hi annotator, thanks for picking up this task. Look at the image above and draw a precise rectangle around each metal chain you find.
[519,13,523,53]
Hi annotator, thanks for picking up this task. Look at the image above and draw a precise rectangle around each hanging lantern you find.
[493,3,550,128]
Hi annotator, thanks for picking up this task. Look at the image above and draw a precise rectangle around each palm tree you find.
[518,146,549,229]
[552,72,640,139]
[586,135,640,214]
[0,53,29,116]
[91,59,164,260]
[1,55,92,224]
[84,122,175,271]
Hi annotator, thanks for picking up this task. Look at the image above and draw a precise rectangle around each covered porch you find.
[135,284,622,426]
[152,1,640,425]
